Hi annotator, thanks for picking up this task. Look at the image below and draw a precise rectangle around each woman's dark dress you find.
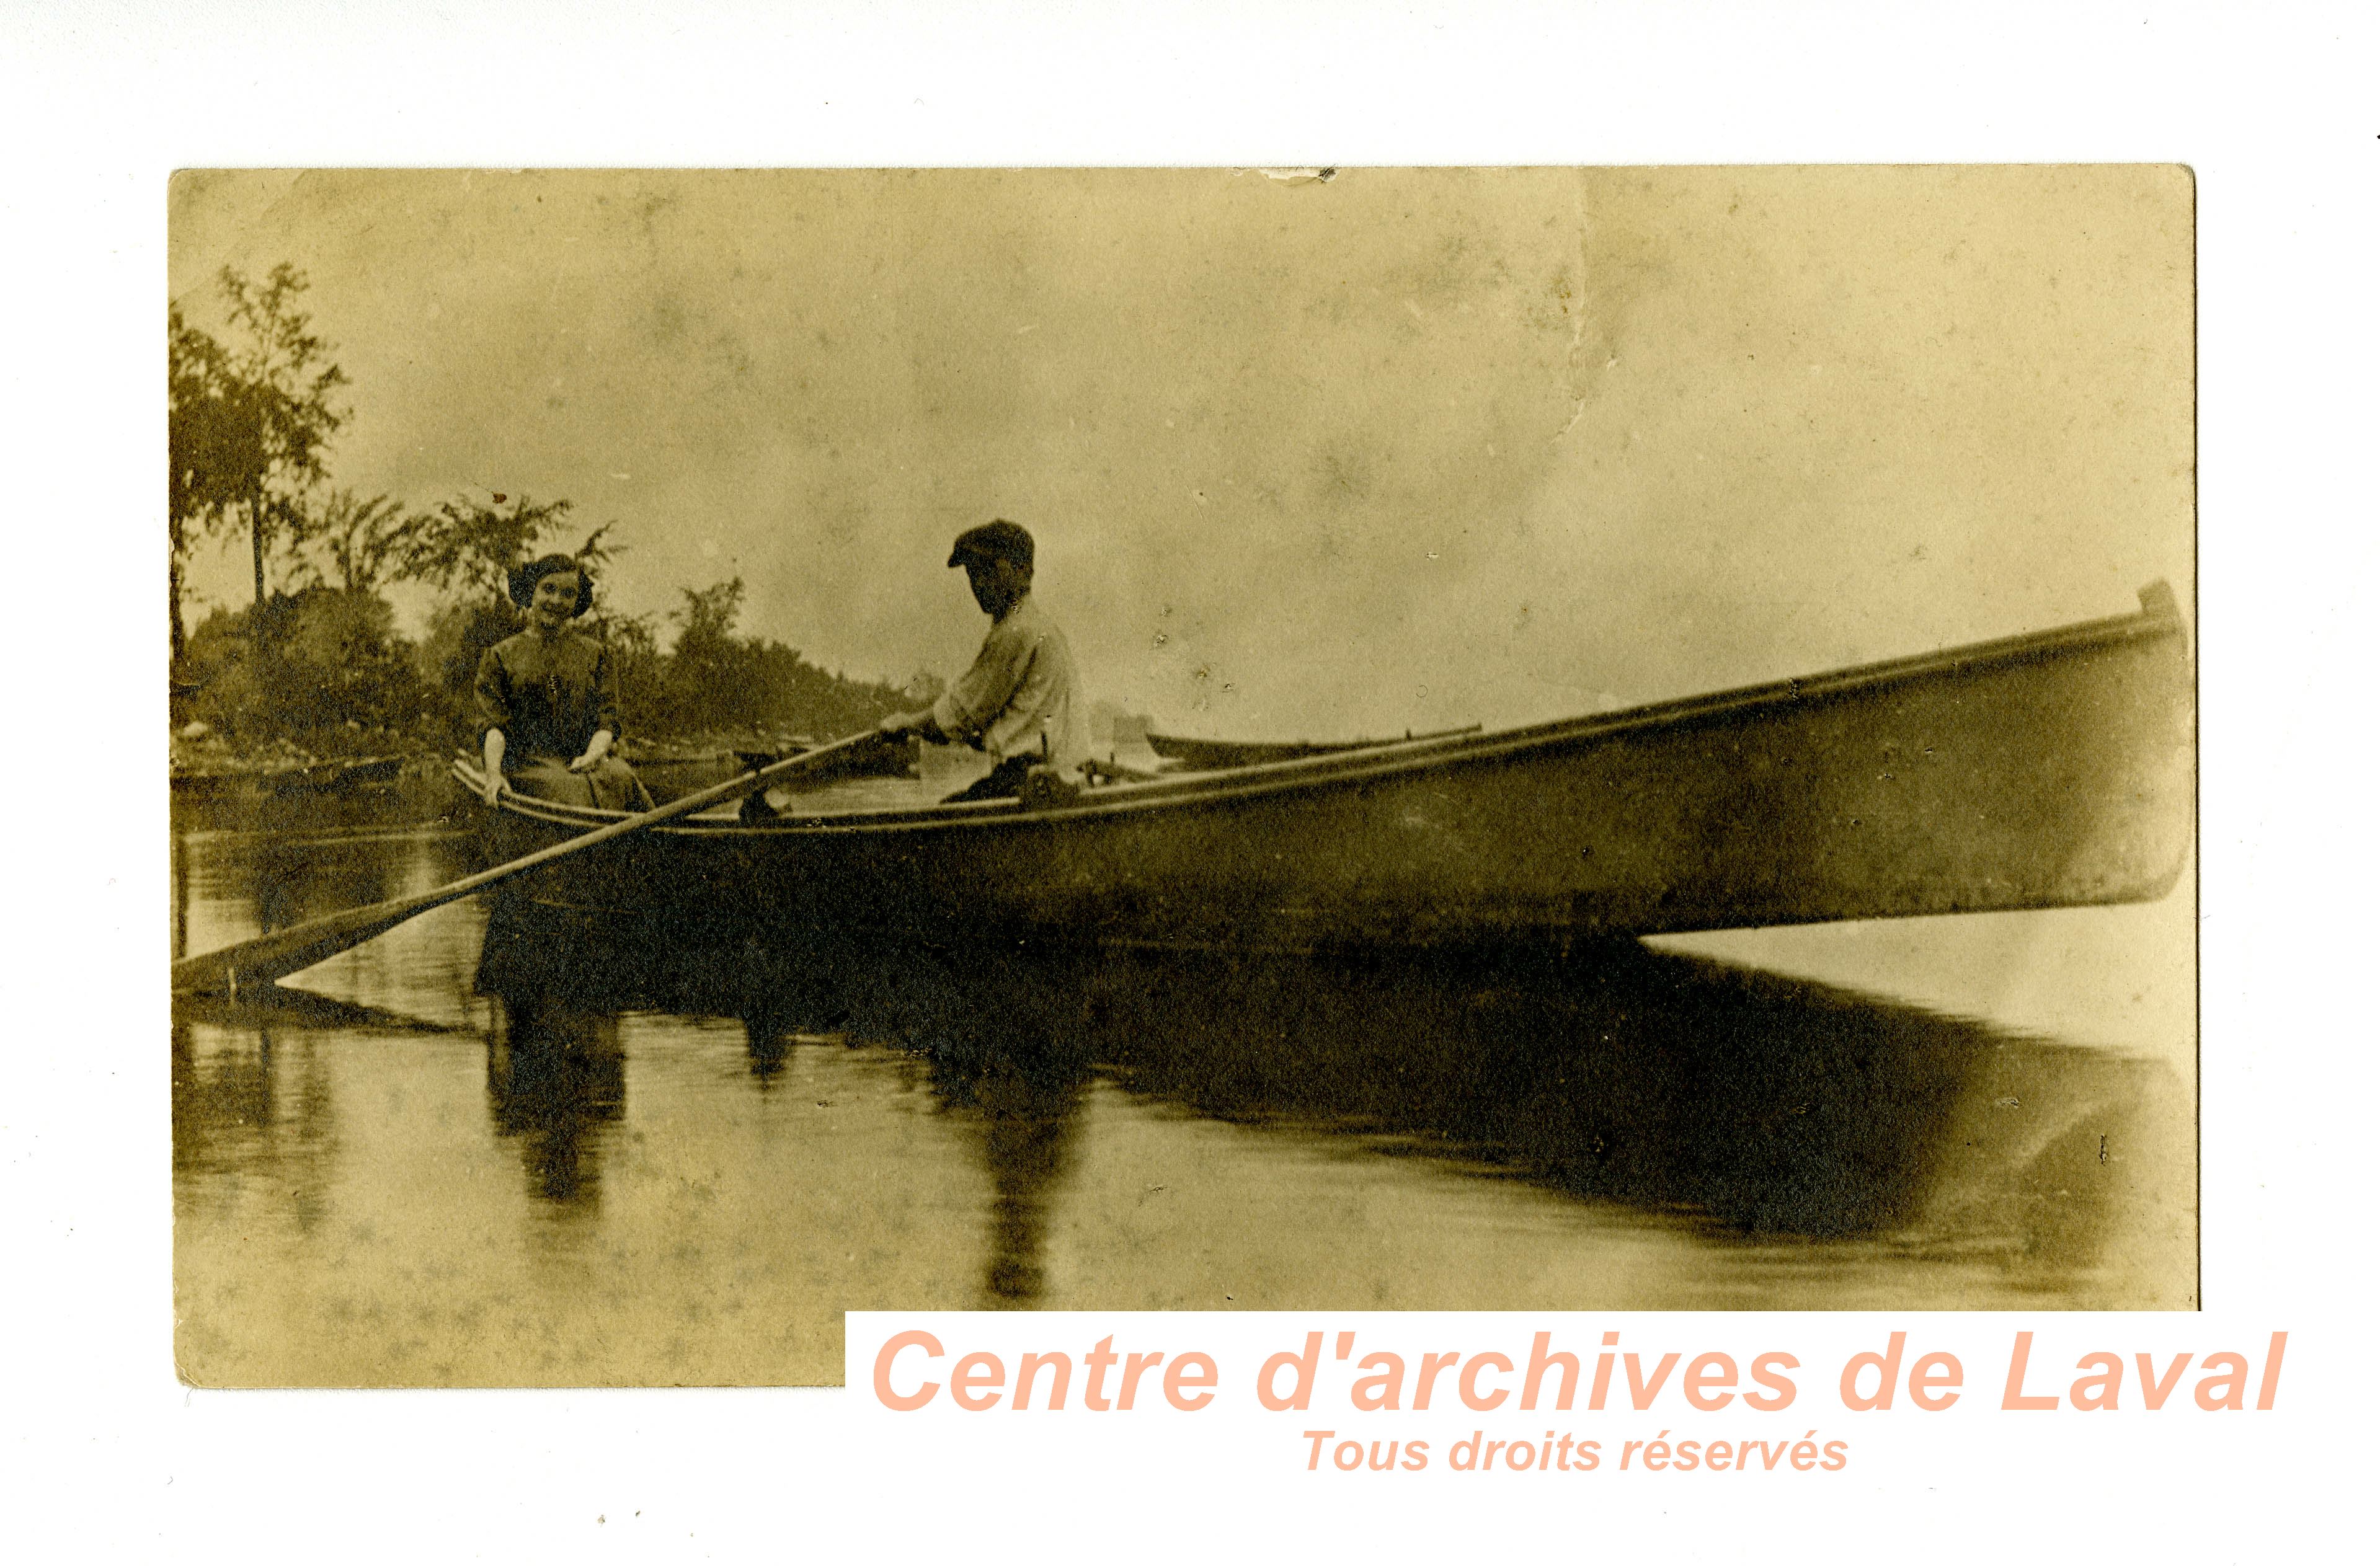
[474,629,649,810]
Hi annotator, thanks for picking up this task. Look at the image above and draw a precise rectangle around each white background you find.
[4,2,2374,1559]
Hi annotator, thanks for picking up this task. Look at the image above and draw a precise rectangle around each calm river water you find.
[171,779,2195,1387]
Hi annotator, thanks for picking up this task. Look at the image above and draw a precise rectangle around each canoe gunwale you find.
[456,591,2187,842]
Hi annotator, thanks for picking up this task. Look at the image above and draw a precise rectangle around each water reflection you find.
[171,781,465,965]
[464,914,2183,1298]
[742,942,1093,1309]
[171,1015,275,1176]
[172,1012,342,1238]
[739,1010,792,1083]
[171,811,2193,1384]
[1072,942,2185,1268]
[485,994,627,1206]
[931,1043,1088,1307]
[488,918,1093,1305]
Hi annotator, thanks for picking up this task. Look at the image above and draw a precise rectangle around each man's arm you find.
[882,618,1034,748]
[877,707,948,743]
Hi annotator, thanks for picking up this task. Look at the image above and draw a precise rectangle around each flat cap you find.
[947,518,1035,569]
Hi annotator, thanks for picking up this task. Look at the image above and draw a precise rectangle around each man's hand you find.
[878,709,924,739]
[481,771,505,807]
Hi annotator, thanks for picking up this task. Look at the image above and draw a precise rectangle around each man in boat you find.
[474,554,652,811]
[876,519,1091,803]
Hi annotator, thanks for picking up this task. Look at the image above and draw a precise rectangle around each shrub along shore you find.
[170,577,928,786]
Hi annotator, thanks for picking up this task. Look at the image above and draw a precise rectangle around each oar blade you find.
[169,891,444,996]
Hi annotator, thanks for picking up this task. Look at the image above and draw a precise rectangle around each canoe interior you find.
[458,588,2193,950]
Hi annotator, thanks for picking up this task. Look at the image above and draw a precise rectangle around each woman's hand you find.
[480,729,507,805]
[569,728,615,773]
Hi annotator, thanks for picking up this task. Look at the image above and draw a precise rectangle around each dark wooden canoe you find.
[453,585,2192,950]
[1145,725,1482,771]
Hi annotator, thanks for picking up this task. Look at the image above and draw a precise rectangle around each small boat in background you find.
[172,753,408,800]
[455,584,2193,952]
[262,754,406,798]
[1145,724,1482,772]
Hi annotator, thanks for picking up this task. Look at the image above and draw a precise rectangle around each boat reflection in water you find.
[172,812,2190,1386]
[480,897,2189,1312]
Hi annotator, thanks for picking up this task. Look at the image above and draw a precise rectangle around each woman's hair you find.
[507,554,595,616]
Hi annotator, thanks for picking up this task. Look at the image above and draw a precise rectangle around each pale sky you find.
[169,166,2191,738]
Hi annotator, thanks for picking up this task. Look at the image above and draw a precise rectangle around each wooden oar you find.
[171,730,889,998]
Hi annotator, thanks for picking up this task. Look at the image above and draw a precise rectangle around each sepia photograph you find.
[166,166,2196,1387]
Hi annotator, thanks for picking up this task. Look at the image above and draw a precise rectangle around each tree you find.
[167,267,349,661]
[639,576,914,740]
[307,489,418,593]
[670,578,748,670]
[208,265,350,611]
[396,493,612,606]
[167,306,242,661]
[659,578,752,731]
[602,609,666,730]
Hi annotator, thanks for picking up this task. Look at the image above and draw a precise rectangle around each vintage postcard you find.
[167,166,2195,1387]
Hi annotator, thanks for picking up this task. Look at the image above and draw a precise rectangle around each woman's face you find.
[527,570,582,629]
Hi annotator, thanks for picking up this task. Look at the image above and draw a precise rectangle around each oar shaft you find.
[439,732,877,899]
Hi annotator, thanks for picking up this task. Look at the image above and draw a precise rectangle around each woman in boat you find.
[474,555,652,811]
